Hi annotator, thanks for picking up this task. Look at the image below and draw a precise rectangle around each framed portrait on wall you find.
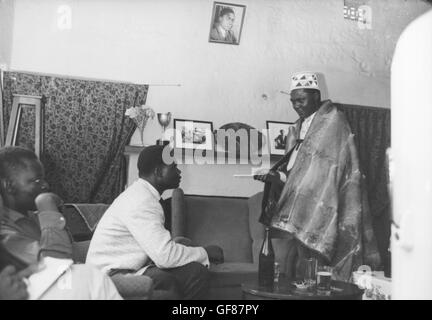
[174,119,214,150]
[266,121,295,155]
[208,2,246,45]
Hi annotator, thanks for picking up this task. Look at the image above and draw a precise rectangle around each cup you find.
[316,265,333,295]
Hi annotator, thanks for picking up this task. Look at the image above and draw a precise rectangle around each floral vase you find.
[138,126,145,147]
[125,105,155,147]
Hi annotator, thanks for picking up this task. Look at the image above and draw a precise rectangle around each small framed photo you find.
[208,2,246,45]
[174,119,214,150]
[266,121,295,155]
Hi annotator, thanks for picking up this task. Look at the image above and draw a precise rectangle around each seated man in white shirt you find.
[86,145,224,300]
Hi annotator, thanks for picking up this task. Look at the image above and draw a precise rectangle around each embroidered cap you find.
[290,71,320,92]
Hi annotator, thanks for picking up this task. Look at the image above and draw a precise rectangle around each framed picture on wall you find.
[208,2,246,45]
[266,121,295,155]
[174,119,214,150]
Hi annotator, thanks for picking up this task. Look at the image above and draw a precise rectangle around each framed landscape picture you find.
[266,121,295,155]
[208,2,246,45]
[174,119,214,150]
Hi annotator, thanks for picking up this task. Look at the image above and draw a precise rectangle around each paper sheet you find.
[26,257,73,300]
[234,168,269,178]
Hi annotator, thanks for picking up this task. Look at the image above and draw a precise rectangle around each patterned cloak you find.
[260,100,381,280]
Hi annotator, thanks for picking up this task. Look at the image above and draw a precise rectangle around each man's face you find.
[290,89,320,119]
[219,12,235,31]
[8,159,49,212]
[159,162,182,190]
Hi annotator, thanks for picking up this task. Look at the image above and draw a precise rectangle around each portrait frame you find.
[266,121,295,155]
[208,2,246,45]
[174,119,214,151]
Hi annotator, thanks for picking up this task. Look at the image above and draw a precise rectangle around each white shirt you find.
[280,112,316,181]
[86,179,209,275]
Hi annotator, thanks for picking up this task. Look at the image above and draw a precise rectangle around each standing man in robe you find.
[255,71,381,280]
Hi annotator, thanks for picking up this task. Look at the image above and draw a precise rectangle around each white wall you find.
[0,0,14,68]
[4,0,431,196]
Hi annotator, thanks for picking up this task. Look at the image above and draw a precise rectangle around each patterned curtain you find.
[2,71,147,204]
[337,103,391,275]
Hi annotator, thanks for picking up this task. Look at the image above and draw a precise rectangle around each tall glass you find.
[316,265,333,296]
[304,258,317,287]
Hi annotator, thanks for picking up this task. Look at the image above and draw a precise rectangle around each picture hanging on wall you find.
[174,119,214,150]
[266,121,295,155]
[208,2,246,45]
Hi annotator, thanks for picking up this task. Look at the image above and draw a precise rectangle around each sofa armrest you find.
[171,188,186,238]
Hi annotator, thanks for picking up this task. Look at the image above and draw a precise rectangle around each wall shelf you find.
[124,145,146,155]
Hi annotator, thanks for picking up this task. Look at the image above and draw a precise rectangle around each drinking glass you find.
[316,265,333,295]
[304,258,317,287]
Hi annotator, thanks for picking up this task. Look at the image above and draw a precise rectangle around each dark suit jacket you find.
[210,25,237,43]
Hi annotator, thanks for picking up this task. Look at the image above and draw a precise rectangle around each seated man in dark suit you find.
[0,146,122,299]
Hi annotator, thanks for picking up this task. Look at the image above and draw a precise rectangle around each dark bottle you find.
[258,227,275,286]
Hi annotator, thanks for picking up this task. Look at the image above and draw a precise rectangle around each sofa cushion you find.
[110,274,153,299]
[62,204,109,241]
[72,240,91,263]
[209,262,257,288]
[183,195,253,263]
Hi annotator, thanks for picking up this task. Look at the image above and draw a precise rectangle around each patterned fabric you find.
[337,104,391,275]
[290,71,320,92]
[2,71,148,203]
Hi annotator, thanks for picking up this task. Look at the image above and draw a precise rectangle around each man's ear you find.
[0,179,14,195]
[314,91,321,103]
[154,165,164,179]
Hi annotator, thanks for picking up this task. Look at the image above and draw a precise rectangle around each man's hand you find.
[204,245,224,264]
[17,264,43,278]
[35,193,67,230]
[173,236,193,246]
[35,193,64,212]
[253,170,281,183]
[0,266,30,300]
